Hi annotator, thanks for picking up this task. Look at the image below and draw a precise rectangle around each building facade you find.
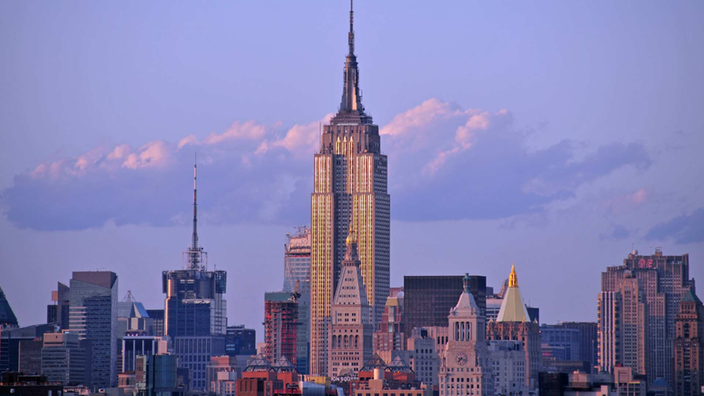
[541,325,582,361]
[121,335,170,372]
[173,335,226,391]
[41,332,90,386]
[439,274,494,396]
[226,325,256,357]
[599,249,692,387]
[488,340,527,396]
[328,234,373,378]
[310,2,391,375]
[264,291,299,366]
[557,322,598,372]
[283,227,311,374]
[373,287,404,353]
[674,289,704,396]
[68,271,118,388]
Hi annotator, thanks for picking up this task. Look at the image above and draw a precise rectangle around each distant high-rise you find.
[0,286,18,330]
[0,324,55,373]
[68,271,118,388]
[404,275,486,336]
[599,249,692,387]
[310,1,390,375]
[282,227,311,374]
[555,322,598,372]
[264,291,299,366]
[162,164,227,338]
[46,283,70,330]
[225,325,256,357]
[674,289,704,396]
[283,227,311,295]
[486,265,540,389]
[328,234,373,378]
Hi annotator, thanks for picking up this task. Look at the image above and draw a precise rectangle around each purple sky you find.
[1,1,703,340]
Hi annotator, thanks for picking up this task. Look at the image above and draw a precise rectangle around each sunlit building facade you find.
[310,2,390,375]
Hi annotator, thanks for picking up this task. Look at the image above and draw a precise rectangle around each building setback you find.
[599,249,692,387]
[310,1,390,375]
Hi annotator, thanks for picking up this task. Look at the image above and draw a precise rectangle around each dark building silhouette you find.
[0,286,18,330]
[226,325,256,357]
[403,275,486,336]
[0,324,55,374]
[146,309,165,337]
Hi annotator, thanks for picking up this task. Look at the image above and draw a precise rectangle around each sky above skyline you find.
[1,1,703,339]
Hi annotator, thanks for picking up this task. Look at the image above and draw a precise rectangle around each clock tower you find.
[439,274,494,396]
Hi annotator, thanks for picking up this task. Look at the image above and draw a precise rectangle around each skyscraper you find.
[439,274,494,396]
[162,164,227,338]
[328,234,373,378]
[486,265,541,389]
[264,291,299,366]
[599,249,692,387]
[282,227,311,374]
[674,289,704,396]
[310,1,390,375]
[68,271,118,388]
[162,164,228,391]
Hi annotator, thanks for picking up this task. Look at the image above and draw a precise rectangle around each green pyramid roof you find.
[682,288,702,304]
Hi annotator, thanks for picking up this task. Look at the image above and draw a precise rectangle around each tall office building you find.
[599,249,692,387]
[439,274,494,396]
[163,164,227,338]
[404,275,486,337]
[310,1,390,375]
[540,325,581,362]
[0,286,19,330]
[486,265,540,389]
[263,291,299,366]
[68,271,118,388]
[328,234,373,378]
[282,227,311,374]
[674,289,704,396]
[162,165,228,391]
[41,332,91,386]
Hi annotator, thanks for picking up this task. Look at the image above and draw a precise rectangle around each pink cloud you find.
[605,188,649,215]
[121,141,172,170]
[202,121,268,145]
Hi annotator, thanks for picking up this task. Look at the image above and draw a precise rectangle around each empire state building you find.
[310,1,390,375]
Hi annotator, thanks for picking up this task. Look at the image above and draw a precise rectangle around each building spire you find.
[508,263,518,288]
[348,0,355,55]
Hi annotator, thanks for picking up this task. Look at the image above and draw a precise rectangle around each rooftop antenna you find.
[184,153,206,270]
[348,0,355,55]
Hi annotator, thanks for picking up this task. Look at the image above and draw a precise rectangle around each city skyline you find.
[1,0,703,345]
